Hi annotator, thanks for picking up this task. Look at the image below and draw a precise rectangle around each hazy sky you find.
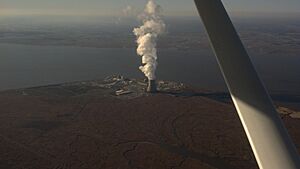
[1,0,300,16]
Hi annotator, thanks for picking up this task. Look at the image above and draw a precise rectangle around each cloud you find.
[122,5,137,17]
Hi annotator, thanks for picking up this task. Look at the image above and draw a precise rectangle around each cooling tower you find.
[147,80,157,93]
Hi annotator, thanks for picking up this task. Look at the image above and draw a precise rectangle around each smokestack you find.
[147,80,157,93]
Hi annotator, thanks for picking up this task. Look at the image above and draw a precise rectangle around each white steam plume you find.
[133,0,166,80]
[122,5,136,16]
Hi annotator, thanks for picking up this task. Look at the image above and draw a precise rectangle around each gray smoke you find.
[133,0,166,80]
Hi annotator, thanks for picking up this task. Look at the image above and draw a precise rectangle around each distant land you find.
[0,16,299,57]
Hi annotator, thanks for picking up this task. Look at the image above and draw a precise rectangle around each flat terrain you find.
[0,76,300,169]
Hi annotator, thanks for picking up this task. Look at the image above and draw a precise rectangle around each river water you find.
[0,43,299,94]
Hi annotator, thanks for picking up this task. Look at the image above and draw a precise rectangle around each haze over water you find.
[0,15,299,94]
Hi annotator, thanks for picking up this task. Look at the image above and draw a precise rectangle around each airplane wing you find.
[193,0,300,168]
